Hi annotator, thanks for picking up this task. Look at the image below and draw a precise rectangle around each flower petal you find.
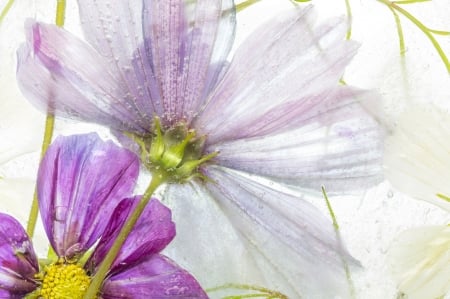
[0,213,38,295]
[102,254,207,298]
[195,6,358,144]
[388,225,450,299]
[37,133,139,258]
[164,168,357,298]
[385,105,450,211]
[142,0,236,125]
[16,21,149,133]
[87,197,175,274]
[207,88,382,192]
[77,0,163,121]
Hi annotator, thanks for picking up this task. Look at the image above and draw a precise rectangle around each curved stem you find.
[321,187,356,299]
[344,0,353,40]
[26,115,55,237]
[26,0,65,238]
[83,175,165,299]
[378,0,450,73]
[0,0,15,25]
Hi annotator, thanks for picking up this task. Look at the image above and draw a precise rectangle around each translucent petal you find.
[208,89,382,192]
[195,6,358,144]
[163,167,357,298]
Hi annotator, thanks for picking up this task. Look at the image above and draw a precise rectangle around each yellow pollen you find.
[39,263,90,299]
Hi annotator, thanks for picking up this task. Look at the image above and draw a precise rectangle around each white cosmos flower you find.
[385,104,450,299]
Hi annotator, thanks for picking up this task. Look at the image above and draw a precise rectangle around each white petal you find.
[385,105,450,211]
[388,225,450,299]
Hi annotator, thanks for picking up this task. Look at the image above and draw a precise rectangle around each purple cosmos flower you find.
[0,133,206,298]
[16,1,382,297]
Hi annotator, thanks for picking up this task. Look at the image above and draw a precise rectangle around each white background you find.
[1,0,449,298]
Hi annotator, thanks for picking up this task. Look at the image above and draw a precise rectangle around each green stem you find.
[321,186,356,299]
[55,0,66,26]
[206,283,288,299]
[236,0,261,12]
[83,175,165,299]
[378,0,450,73]
[26,115,55,237]
[0,0,15,25]
[344,0,353,40]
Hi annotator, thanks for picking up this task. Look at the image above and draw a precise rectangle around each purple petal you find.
[142,0,236,125]
[163,177,356,298]
[204,167,358,297]
[16,21,149,133]
[194,7,358,144]
[102,254,207,298]
[37,133,139,258]
[206,88,383,192]
[87,197,175,274]
[77,0,163,121]
[0,213,38,295]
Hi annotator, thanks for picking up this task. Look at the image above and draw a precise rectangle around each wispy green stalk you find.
[378,0,450,73]
[0,0,15,25]
[26,0,66,238]
[206,283,288,299]
[321,186,356,299]
[344,0,353,40]
[236,0,261,12]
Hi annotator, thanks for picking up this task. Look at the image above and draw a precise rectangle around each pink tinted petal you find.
[102,254,207,299]
[77,0,163,120]
[143,0,236,125]
[0,213,38,295]
[17,21,149,133]
[203,166,358,297]
[195,7,358,144]
[87,197,175,274]
[208,89,382,192]
[37,133,139,258]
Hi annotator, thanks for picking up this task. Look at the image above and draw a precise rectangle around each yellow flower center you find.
[39,263,90,299]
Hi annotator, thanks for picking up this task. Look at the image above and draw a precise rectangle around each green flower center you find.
[39,263,90,299]
[129,117,218,183]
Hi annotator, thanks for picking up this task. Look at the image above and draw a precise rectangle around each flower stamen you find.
[39,263,90,299]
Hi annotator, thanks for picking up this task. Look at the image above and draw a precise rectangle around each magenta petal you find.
[142,0,236,125]
[16,21,149,133]
[102,254,207,299]
[87,197,175,273]
[0,213,38,295]
[37,133,139,258]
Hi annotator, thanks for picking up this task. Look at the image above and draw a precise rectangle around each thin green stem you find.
[206,283,288,299]
[0,0,15,25]
[83,175,165,299]
[378,0,450,73]
[26,115,55,237]
[321,186,356,299]
[236,0,261,12]
[388,4,406,55]
[344,0,353,40]
[55,0,66,26]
